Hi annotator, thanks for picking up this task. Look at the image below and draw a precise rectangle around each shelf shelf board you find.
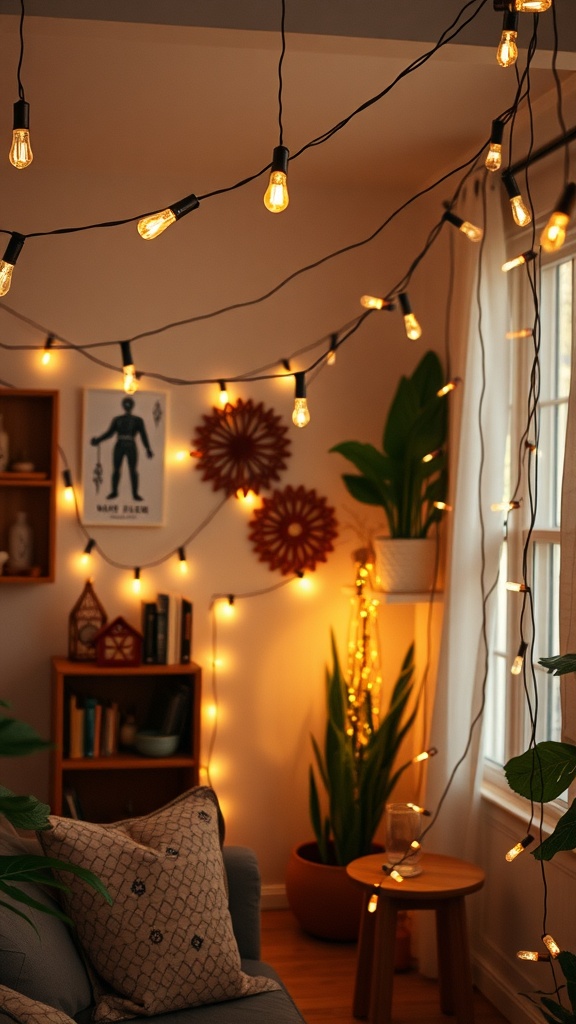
[62,754,196,770]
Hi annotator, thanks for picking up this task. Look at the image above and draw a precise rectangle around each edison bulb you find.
[459,220,483,242]
[123,364,138,394]
[138,208,177,240]
[485,143,502,172]
[264,170,289,213]
[496,30,518,67]
[514,0,552,10]
[361,294,385,310]
[9,129,33,169]
[510,195,532,227]
[0,261,15,297]
[403,314,422,341]
[541,212,569,252]
[292,398,310,428]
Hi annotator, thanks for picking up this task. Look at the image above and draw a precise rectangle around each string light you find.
[514,0,552,11]
[389,869,404,883]
[540,182,576,253]
[80,538,96,566]
[505,834,534,861]
[506,580,529,592]
[496,10,519,68]
[137,193,199,240]
[120,341,138,395]
[490,500,521,512]
[0,233,25,297]
[422,448,442,463]
[505,328,533,339]
[178,546,189,575]
[516,950,550,962]
[62,469,74,502]
[263,145,290,213]
[292,372,310,428]
[368,891,379,913]
[41,335,54,366]
[502,250,537,273]
[502,172,532,228]
[437,377,462,397]
[510,641,529,676]
[398,292,422,340]
[542,934,561,958]
[412,747,438,764]
[327,334,338,366]
[9,99,33,169]
[442,209,483,242]
[360,295,395,311]
[433,500,452,511]
[132,567,141,594]
[218,381,229,407]
[407,803,431,816]
[485,119,505,171]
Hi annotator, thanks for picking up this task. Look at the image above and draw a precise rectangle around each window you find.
[483,249,573,783]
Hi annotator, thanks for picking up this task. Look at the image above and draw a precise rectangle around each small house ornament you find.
[94,616,143,668]
[68,579,107,661]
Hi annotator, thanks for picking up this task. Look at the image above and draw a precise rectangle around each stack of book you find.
[141,594,193,665]
[68,694,120,758]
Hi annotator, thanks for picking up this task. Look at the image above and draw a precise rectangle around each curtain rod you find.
[509,124,576,176]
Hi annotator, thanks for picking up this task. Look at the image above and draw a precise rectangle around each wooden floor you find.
[261,908,510,1024]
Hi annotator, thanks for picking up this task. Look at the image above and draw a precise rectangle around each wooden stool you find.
[346,852,485,1024]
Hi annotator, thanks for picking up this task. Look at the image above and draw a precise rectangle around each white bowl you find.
[134,731,179,757]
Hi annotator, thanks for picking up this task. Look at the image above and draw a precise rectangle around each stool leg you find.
[354,894,376,1019]
[369,898,398,1024]
[436,898,474,1024]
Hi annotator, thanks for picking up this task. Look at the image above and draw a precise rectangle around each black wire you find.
[277,0,286,147]
[16,0,25,101]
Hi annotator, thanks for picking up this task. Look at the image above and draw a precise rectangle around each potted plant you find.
[0,701,110,926]
[285,564,422,942]
[330,349,448,592]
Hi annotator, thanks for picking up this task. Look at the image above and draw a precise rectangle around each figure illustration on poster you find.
[90,396,154,501]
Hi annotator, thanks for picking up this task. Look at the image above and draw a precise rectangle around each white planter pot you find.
[374,536,438,594]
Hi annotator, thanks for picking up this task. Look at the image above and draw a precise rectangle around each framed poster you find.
[82,389,166,526]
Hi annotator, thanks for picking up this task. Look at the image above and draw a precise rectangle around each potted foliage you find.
[285,586,421,943]
[330,349,448,592]
[0,701,110,926]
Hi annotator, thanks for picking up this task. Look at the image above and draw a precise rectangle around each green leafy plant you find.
[330,349,448,538]
[504,654,576,1021]
[309,633,418,866]
[0,701,111,928]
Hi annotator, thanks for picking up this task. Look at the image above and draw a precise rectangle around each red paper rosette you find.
[248,484,338,575]
[191,398,291,496]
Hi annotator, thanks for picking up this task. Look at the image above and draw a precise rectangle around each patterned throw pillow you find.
[37,788,279,1022]
[0,985,76,1024]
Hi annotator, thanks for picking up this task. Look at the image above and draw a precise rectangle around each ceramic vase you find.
[8,511,32,572]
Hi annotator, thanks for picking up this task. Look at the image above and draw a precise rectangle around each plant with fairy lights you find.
[330,350,448,538]
[309,554,420,866]
[504,653,576,1022]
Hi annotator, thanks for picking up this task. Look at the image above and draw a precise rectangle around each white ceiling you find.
[0,2,574,194]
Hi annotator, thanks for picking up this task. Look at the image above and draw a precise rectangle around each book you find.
[83,696,99,757]
[180,599,193,663]
[63,787,84,820]
[155,594,168,664]
[68,695,84,759]
[101,701,119,756]
[158,592,181,665]
[141,601,158,664]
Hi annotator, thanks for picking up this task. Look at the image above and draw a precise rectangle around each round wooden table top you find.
[346,852,485,900]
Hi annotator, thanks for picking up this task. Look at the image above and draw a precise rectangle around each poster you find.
[82,389,166,526]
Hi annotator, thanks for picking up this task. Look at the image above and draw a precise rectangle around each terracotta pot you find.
[374,536,438,593]
[285,841,366,941]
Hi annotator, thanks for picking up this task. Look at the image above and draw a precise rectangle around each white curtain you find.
[560,312,576,750]
[418,175,509,974]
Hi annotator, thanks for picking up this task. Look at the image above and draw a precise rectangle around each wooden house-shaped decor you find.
[94,616,143,668]
[68,579,107,661]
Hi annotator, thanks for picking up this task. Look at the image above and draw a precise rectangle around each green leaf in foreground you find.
[0,853,112,926]
[533,799,576,861]
[0,788,51,831]
[539,654,576,677]
[504,742,576,802]
[0,718,52,758]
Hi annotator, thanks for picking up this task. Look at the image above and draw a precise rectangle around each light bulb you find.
[327,334,338,366]
[218,381,229,407]
[0,233,25,297]
[361,295,388,310]
[540,183,576,253]
[503,172,532,227]
[368,892,379,913]
[443,210,483,242]
[120,341,138,394]
[80,539,96,567]
[517,950,549,962]
[413,747,437,763]
[502,250,537,273]
[437,377,462,397]
[132,568,141,595]
[398,293,422,340]
[292,372,310,428]
[506,834,533,862]
[542,934,561,958]
[486,119,505,171]
[41,336,54,366]
[433,500,452,511]
[9,100,33,169]
[506,580,528,592]
[496,17,519,68]
[514,0,552,11]
[137,193,199,240]
[263,146,289,213]
[178,547,189,575]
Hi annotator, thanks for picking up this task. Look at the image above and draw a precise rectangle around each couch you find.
[0,791,308,1024]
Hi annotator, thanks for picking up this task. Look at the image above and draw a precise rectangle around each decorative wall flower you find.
[249,484,338,575]
[191,398,291,496]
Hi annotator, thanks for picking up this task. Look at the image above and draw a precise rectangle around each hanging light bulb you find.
[505,328,533,339]
[132,568,141,594]
[510,641,529,676]
[517,950,550,962]
[502,250,537,273]
[178,547,189,575]
[496,10,519,67]
[9,99,33,169]
[62,469,74,503]
[503,172,532,227]
[120,342,138,395]
[506,834,534,861]
[514,0,552,11]
[433,500,452,512]
[490,499,521,512]
[292,372,310,428]
[360,295,395,311]
[137,193,199,240]
[263,145,290,213]
[41,335,54,366]
[437,377,462,397]
[398,293,422,340]
[0,232,25,297]
[442,209,483,242]
[327,334,338,366]
[218,381,229,407]
[412,747,437,764]
[486,119,505,172]
[506,580,529,592]
[540,182,576,253]
[80,539,96,567]
[367,892,379,913]
[542,934,561,958]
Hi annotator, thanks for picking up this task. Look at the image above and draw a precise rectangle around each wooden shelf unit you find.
[0,389,58,583]
[50,658,202,823]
